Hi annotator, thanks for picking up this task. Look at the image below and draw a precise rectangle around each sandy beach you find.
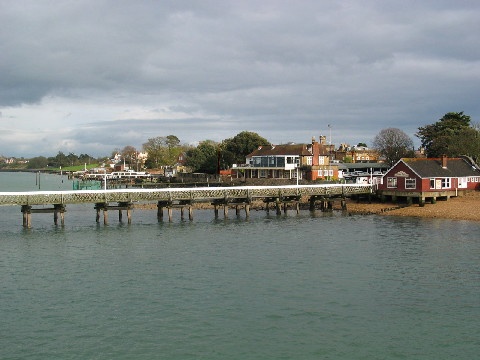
[346,190,480,221]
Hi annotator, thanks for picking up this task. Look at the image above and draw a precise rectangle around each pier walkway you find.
[0,184,373,227]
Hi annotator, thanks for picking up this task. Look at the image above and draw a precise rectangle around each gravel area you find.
[347,191,480,221]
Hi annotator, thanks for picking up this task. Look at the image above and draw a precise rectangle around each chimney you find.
[441,154,448,168]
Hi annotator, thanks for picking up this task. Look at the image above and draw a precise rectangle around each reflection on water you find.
[0,172,479,359]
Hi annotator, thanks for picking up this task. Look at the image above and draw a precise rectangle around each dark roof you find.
[247,144,311,157]
[402,157,480,178]
[342,163,389,171]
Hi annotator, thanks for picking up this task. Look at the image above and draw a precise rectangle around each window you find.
[329,169,333,177]
[387,177,397,188]
[306,156,312,165]
[405,178,416,189]
[441,178,451,188]
[430,178,435,189]
[319,156,325,165]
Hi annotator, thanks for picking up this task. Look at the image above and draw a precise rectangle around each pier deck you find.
[0,184,373,227]
[0,184,372,206]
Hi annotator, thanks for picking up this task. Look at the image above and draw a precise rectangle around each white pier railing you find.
[0,184,373,206]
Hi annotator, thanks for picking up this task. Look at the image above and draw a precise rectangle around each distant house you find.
[233,137,340,181]
[377,155,480,205]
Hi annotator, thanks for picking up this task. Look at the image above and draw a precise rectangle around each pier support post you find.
[21,205,32,228]
[189,206,193,221]
[327,200,333,211]
[265,200,270,213]
[341,198,347,211]
[214,204,219,218]
[309,197,315,212]
[53,204,66,226]
[245,203,250,218]
[320,198,326,212]
[157,205,163,221]
[95,203,106,223]
[275,198,281,215]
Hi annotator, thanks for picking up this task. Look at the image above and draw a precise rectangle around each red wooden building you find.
[377,155,480,205]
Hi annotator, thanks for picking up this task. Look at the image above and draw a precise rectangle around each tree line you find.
[26,152,98,170]
[14,111,480,173]
[374,111,480,166]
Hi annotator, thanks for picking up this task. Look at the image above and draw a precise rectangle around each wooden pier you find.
[0,184,373,227]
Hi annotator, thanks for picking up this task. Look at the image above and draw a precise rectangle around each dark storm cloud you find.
[1,0,480,157]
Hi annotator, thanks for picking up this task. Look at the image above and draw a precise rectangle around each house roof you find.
[401,157,480,178]
[246,144,312,157]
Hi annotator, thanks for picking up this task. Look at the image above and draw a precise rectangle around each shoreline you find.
[134,190,480,222]
[346,191,480,221]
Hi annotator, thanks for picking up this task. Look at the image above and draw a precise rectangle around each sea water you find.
[0,172,479,359]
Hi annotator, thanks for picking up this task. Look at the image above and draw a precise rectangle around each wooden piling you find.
[157,202,163,221]
[21,205,32,228]
[53,204,66,226]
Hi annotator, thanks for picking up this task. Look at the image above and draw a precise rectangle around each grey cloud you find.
[1,0,480,157]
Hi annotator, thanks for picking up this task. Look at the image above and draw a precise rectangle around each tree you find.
[121,146,137,170]
[373,128,414,166]
[27,156,48,169]
[143,137,165,168]
[446,125,480,163]
[142,135,182,169]
[185,140,219,174]
[48,151,69,168]
[221,131,270,168]
[416,112,472,157]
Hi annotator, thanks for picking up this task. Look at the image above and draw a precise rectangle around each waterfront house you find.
[377,155,480,205]
[233,137,339,181]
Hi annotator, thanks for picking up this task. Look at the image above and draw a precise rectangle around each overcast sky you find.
[1,0,479,157]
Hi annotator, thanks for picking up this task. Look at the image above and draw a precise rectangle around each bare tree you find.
[373,128,414,166]
[121,145,137,170]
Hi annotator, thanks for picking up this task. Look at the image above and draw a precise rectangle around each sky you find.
[1,0,480,158]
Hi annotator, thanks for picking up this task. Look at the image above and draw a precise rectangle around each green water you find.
[0,173,479,359]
